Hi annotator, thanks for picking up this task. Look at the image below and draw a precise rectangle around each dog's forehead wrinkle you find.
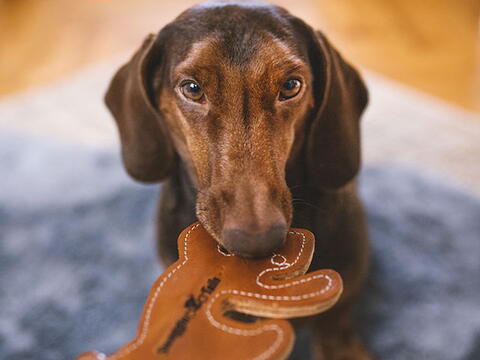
[249,38,306,76]
[174,35,304,87]
[166,1,304,71]
[170,13,300,71]
[173,37,221,73]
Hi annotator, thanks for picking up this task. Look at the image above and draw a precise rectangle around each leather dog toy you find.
[78,222,343,360]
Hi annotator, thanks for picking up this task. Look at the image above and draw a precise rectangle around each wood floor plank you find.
[0,0,478,111]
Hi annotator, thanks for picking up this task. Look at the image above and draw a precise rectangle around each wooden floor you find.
[1,0,479,111]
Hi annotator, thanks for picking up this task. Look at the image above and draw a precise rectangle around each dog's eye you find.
[181,81,204,102]
[279,79,302,101]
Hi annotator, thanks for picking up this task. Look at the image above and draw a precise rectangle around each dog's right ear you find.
[105,33,174,182]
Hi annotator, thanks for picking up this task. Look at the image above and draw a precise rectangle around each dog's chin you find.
[195,192,291,258]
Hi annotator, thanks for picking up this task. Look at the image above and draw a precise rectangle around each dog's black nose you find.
[222,223,288,258]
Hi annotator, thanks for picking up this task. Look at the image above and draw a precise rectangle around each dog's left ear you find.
[292,20,369,189]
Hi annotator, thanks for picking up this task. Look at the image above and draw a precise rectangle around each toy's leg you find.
[312,303,373,360]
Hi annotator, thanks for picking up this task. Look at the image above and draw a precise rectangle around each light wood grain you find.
[0,0,479,111]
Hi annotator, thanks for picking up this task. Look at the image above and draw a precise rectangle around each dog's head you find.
[105,1,368,258]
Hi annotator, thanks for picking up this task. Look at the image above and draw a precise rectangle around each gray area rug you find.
[0,131,479,360]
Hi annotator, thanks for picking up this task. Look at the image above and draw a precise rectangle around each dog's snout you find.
[222,223,288,258]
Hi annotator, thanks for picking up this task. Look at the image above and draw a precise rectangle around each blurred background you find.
[0,1,479,360]
[1,0,479,108]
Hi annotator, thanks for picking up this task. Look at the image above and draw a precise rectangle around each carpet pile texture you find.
[0,132,479,360]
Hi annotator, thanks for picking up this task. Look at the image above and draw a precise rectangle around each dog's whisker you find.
[291,198,325,211]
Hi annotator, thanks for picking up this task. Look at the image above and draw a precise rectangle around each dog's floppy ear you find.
[105,33,174,182]
[293,20,368,189]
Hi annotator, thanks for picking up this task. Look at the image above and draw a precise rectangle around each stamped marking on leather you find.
[103,225,333,360]
[111,223,201,359]
[157,277,221,354]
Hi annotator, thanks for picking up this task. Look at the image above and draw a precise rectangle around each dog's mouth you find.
[220,224,288,259]
[197,206,289,259]
[195,179,292,258]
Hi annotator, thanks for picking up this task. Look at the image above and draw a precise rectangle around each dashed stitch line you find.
[205,229,333,360]
[111,223,201,359]
[109,226,329,360]
[217,244,234,256]
[256,231,307,289]
[205,276,333,358]
[205,291,284,360]
[252,325,284,360]
[270,254,289,266]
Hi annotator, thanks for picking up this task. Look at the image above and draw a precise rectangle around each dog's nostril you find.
[222,223,288,259]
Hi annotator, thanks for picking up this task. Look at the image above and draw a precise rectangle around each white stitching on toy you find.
[256,231,308,289]
[217,244,234,257]
[205,291,284,360]
[111,223,201,359]
[111,225,332,360]
[252,325,284,360]
[270,254,289,266]
[204,230,333,360]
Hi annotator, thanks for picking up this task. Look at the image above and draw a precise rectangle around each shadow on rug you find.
[0,132,479,360]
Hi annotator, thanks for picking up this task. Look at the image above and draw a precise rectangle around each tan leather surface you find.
[78,222,343,360]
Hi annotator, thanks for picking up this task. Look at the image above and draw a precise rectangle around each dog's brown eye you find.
[181,81,204,101]
[279,79,302,100]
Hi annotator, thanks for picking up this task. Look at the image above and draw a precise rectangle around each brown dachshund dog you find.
[105,2,370,359]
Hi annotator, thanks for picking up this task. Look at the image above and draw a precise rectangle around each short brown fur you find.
[105,2,371,359]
